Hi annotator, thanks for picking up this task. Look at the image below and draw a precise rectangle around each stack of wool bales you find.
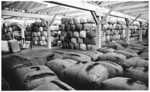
[130,21,140,41]
[2,23,21,41]
[59,15,96,51]
[32,22,48,46]
[50,20,61,46]
[102,17,127,43]
[25,24,33,41]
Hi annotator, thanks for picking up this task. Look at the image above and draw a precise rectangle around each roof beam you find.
[100,1,130,7]
[2,10,53,20]
[129,11,148,16]
[27,5,47,12]
[2,1,18,8]
[122,8,148,14]
[115,3,148,11]
[129,14,142,25]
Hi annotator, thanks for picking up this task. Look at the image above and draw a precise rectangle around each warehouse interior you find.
[1,0,149,90]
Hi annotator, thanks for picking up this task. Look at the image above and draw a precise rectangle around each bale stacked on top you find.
[60,16,96,51]
[102,17,127,43]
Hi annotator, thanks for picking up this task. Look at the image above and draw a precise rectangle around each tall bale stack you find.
[60,16,96,50]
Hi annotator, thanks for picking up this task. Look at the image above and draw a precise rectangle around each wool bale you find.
[107,42,124,50]
[39,27,43,31]
[32,79,74,90]
[73,31,79,38]
[97,61,123,78]
[74,43,80,50]
[80,30,86,38]
[2,41,10,53]
[114,50,138,59]
[68,18,74,25]
[67,31,73,38]
[8,39,20,53]
[98,53,126,65]
[75,24,83,31]
[122,57,148,68]
[84,38,96,45]
[63,52,91,62]
[78,38,83,44]
[97,47,115,53]
[124,67,148,84]
[71,38,77,44]
[80,44,87,51]
[87,17,95,23]
[100,77,148,90]
[70,25,76,31]
[65,24,70,31]
[43,26,48,31]
[74,17,81,24]
[87,45,92,50]
[86,30,95,38]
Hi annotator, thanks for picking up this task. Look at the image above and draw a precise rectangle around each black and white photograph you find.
[1,0,149,91]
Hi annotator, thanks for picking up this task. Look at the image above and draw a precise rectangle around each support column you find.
[96,16,102,49]
[139,21,143,42]
[125,18,130,43]
[40,15,57,49]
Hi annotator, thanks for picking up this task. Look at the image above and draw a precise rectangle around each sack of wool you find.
[80,17,87,24]
[91,45,97,51]
[40,36,46,41]
[109,17,117,24]
[80,30,86,38]
[97,61,123,78]
[33,27,39,32]
[69,43,74,49]
[114,50,138,59]
[102,24,109,31]
[67,31,73,38]
[46,50,67,61]
[102,36,106,42]
[73,17,81,24]
[105,30,111,36]
[100,77,148,90]
[39,41,44,46]
[73,31,79,38]
[46,59,78,80]
[2,41,10,53]
[33,79,74,90]
[84,38,96,45]
[73,43,79,50]
[26,26,32,31]
[70,25,76,31]
[80,44,87,51]
[12,25,20,31]
[139,52,148,60]
[75,24,83,31]
[68,18,74,25]
[8,27,12,32]
[97,47,115,53]
[41,22,46,27]
[61,18,69,24]
[122,57,148,68]
[80,51,103,61]
[37,32,41,37]
[59,24,65,31]
[65,24,70,31]
[83,24,90,31]
[71,38,77,44]
[50,26,59,31]
[78,38,83,44]
[86,30,95,38]
[74,62,109,90]
[106,36,110,42]
[98,53,126,65]
[112,24,117,30]
[8,39,20,53]
[39,27,43,31]
[107,42,124,50]
[43,40,47,46]
[63,52,91,62]
[123,67,148,84]
[43,26,48,31]
[117,41,129,48]
[14,65,58,90]
[122,25,127,30]
[34,41,38,45]
[87,45,92,50]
